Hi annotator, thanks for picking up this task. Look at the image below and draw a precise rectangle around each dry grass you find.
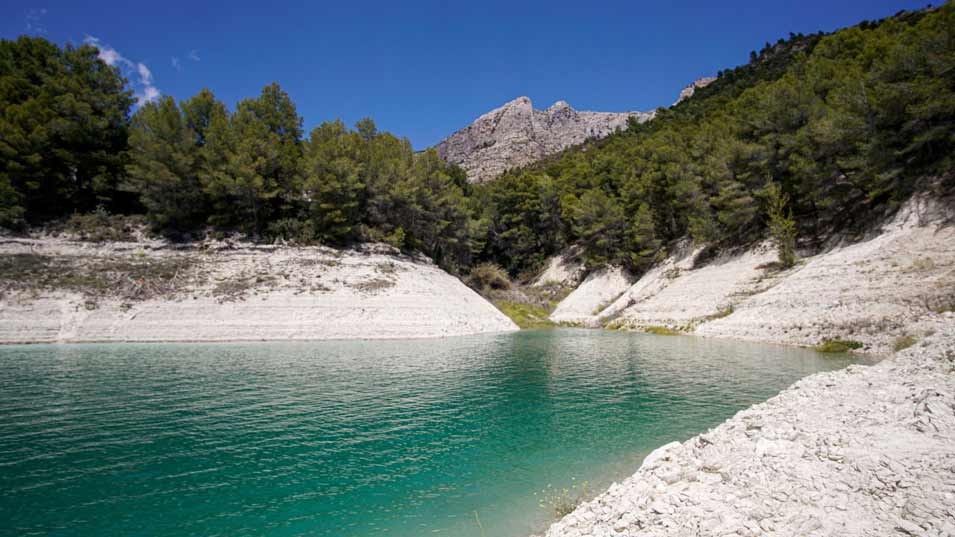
[893,335,918,352]
[352,277,396,294]
[0,252,196,304]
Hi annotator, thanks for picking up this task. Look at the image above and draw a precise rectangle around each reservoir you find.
[0,329,855,537]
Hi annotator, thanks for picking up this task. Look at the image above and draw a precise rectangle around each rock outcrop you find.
[549,266,632,325]
[436,97,654,183]
[672,76,717,106]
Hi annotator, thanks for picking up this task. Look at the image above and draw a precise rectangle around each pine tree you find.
[126,96,206,231]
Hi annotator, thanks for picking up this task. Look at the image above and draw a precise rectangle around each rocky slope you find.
[0,238,518,343]
[538,193,955,537]
[536,193,955,534]
[541,328,955,537]
[436,97,654,183]
[549,193,955,354]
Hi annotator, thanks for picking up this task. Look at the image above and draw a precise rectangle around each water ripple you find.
[0,329,854,537]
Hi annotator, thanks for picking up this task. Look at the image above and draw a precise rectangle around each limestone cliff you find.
[436,97,653,183]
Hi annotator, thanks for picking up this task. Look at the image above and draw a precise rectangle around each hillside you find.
[470,6,953,278]
[547,193,954,354]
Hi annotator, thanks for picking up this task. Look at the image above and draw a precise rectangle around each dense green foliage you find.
[473,5,955,274]
[2,6,953,278]
[1,36,134,225]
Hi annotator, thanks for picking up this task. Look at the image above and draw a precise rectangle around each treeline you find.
[471,5,955,274]
[3,5,954,279]
[1,36,473,268]
[125,85,473,267]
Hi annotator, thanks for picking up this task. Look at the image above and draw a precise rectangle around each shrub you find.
[764,183,797,269]
[537,480,591,519]
[63,209,146,242]
[703,305,734,322]
[815,339,864,353]
[267,218,317,244]
[468,262,511,291]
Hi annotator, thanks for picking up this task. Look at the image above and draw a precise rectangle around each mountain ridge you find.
[436,96,654,183]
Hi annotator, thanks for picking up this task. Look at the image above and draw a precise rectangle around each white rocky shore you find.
[0,237,517,343]
[538,193,954,536]
[542,328,955,537]
[548,194,955,354]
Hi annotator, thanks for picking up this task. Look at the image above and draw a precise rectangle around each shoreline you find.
[539,326,955,536]
[0,330,518,346]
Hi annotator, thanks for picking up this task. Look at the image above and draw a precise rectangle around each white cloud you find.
[137,63,152,85]
[25,8,48,34]
[187,49,200,62]
[84,36,160,106]
[142,86,160,103]
[171,57,181,71]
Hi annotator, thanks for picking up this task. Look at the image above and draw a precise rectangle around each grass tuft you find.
[494,301,555,329]
[536,480,591,519]
[815,339,864,353]
[644,325,682,336]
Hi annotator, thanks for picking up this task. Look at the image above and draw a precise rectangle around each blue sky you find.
[1,0,932,149]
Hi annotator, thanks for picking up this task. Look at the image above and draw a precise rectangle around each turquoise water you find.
[0,329,854,537]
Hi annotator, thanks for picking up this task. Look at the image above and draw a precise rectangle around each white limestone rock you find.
[436,96,654,183]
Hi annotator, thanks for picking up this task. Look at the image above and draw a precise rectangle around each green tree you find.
[764,182,797,268]
[126,96,207,231]
[200,105,276,233]
[0,36,134,224]
[572,189,627,269]
[302,120,364,243]
[627,203,661,271]
[238,83,304,217]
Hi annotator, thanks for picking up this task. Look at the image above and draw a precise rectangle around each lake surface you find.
[0,329,855,537]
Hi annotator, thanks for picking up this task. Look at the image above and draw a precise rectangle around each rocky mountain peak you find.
[436,97,653,183]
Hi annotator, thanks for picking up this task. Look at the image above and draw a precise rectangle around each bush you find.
[468,262,511,291]
[267,218,317,244]
[63,209,146,242]
[764,183,797,269]
[815,339,864,353]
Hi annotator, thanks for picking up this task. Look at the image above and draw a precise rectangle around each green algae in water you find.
[0,329,855,537]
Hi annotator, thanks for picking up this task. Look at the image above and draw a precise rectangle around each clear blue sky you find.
[1,0,932,149]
